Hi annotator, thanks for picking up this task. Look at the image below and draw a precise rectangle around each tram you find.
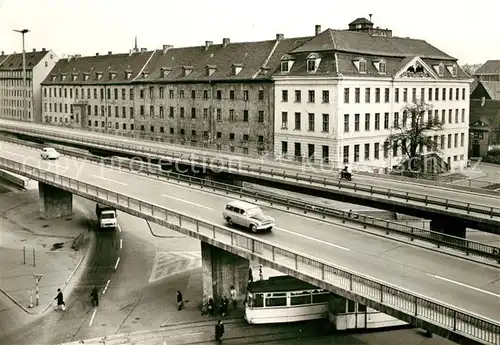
[245,276,408,331]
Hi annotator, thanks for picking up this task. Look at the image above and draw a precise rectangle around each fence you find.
[3,136,500,264]
[0,156,498,345]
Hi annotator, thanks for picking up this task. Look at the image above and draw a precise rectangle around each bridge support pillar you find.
[201,241,249,305]
[38,182,73,219]
[430,216,466,238]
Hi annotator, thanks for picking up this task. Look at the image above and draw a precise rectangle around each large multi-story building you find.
[41,36,310,154]
[273,19,472,171]
[0,48,58,123]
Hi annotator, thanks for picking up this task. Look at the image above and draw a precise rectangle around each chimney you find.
[32,48,36,52]
[162,44,173,55]
[108,51,112,55]
[205,41,213,50]
[369,14,373,22]
[42,48,46,52]
[140,48,147,52]
[315,25,321,36]
[96,53,100,56]
[276,33,284,41]
[222,38,230,47]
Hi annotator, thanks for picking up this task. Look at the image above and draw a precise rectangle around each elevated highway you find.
[0,120,499,235]
[0,141,498,345]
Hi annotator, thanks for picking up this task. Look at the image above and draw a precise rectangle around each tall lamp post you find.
[13,29,29,121]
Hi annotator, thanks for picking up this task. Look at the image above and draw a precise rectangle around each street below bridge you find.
[1,141,499,324]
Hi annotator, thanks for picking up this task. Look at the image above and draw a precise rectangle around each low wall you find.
[0,169,30,189]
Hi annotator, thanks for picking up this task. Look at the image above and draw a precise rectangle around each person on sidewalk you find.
[215,320,224,344]
[90,286,99,307]
[54,288,65,311]
[220,295,229,317]
[176,290,183,310]
[229,286,237,310]
[202,297,214,316]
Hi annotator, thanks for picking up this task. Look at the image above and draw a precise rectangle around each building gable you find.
[393,56,438,80]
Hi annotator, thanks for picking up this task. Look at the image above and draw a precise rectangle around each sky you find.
[0,0,498,65]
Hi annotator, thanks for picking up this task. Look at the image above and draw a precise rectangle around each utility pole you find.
[13,29,30,121]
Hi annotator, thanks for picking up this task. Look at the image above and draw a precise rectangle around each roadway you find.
[1,141,499,324]
[0,119,498,210]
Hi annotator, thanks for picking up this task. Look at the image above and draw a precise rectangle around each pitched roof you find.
[290,29,454,60]
[349,18,373,25]
[0,50,50,71]
[134,36,312,83]
[41,51,155,85]
[481,81,500,100]
[474,60,500,75]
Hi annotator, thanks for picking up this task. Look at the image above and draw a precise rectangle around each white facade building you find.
[273,19,472,172]
[0,49,58,123]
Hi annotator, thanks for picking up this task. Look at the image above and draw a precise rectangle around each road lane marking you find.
[274,226,350,251]
[117,224,122,232]
[92,175,128,186]
[102,280,111,295]
[120,238,123,249]
[89,308,97,326]
[429,274,500,298]
[114,257,121,271]
[161,194,214,210]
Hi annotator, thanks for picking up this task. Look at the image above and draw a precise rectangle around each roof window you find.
[306,53,320,73]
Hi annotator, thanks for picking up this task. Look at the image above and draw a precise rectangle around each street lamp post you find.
[13,29,29,121]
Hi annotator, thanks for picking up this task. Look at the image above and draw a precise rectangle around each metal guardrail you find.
[0,156,497,345]
[3,136,500,264]
[2,124,499,222]
[3,123,500,195]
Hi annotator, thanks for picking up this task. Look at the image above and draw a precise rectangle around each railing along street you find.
[3,136,500,264]
[0,156,498,345]
[2,122,500,193]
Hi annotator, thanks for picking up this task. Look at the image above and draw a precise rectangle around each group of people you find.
[201,285,237,318]
[53,285,99,311]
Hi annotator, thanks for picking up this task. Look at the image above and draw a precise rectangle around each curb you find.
[0,209,98,315]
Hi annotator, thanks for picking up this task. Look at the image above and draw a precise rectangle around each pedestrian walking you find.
[202,297,214,316]
[229,286,237,310]
[220,296,228,317]
[54,288,65,311]
[176,290,183,310]
[215,320,225,343]
[90,285,99,307]
[248,267,253,284]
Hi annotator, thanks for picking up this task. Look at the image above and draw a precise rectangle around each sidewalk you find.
[0,189,94,314]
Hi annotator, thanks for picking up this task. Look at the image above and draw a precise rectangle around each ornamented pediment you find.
[394,57,437,79]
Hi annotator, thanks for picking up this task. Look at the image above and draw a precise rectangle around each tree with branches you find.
[387,99,443,173]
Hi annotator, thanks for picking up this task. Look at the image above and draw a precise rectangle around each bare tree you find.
[388,100,443,172]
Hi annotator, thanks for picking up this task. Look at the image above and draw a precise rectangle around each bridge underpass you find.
[4,128,499,238]
[0,148,498,345]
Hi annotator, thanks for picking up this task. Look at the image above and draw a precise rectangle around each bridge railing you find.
[2,123,500,198]
[0,156,498,345]
[3,136,500,264]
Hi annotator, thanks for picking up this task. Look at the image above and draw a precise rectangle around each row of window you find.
[280,108,466,132]
[281,135,466,164]
[1,99,32,108]
[43,86,266,102]
[342,86,467,104]
[0,109,32,118]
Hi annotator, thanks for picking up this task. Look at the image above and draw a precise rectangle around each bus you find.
[245,276,408,331]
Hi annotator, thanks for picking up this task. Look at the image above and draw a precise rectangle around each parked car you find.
[40,147,60,160]
[222,200,274,233]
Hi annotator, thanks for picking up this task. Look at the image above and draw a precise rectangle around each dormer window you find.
[280,54,294,73]
[446,64,458,77]
[183,66,193,77]
[206,65,217,76]
[160,67,171,78]
[84,73,89,81]
[353,58,367,74]
[142,71,149,78]
[61,74,67,81]
[373,59,386,75]
[96,72,102,80]
[72,74,77,81]
[109,72,116,80]
[232,64,243,76]
[438,63,445,77]
[281,61,289,72]
[306,53,320,73]
[51,75,56,81]
[125,71,132,79]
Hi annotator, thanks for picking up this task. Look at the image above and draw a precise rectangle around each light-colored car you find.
[40,147,60,160]
[222,200,274,233]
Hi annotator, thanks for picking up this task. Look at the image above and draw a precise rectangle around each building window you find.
[448,109,452,124]
[180,107,185,117]
[322,114,329,132]
[365,113,370,131]
[355,88,360,103]
[180,90,184,98]
[448,134,452,148]
[191,108,196,118]
[383,142,389,158]
[229,109,234,121]
[308,113,315,131]
[216,109,221,121]
[461,109,465,123]
[394,88,399,103]
[121,89,126,100]
[454,133,458,148]
[385,88,390,103]
[229,90,235,100]
[159,106,164,118]
[150,106,154,116]
[412,88,417,102]
[322,145,329,163]
[438,63,445,76]
[359,60,366,74]
[375,88,380,103]
[420,88,425,102]
[169,89,174,99]
[344,114,349,132]
[140,89,144,99]
[191,90,196,99]
[294,143,301,160]
[344,88,349,103]
[435,88,439,101]
[375,113,380,130]
[295,90,301,103]
[354,114,360,131]
[243,90,249,101]
[462,88,466,100]
[428,88,433,101]
[282,141,288,156]
[258,111,264,123]
[322,90,329,103]
[307,59,316,72]
[365,88,371,103]
[394,112,399,127]
[384,113,389,129]
[364,143,370,160]
[294,112,301,130]
[169,107,174,118]
[282,90,288,102]
[130,89,134,100]
[455,109,459,123]
[281,61,289,72]
[343,146,349,163]
[203,90,209,99]
[258,90,264,101]
[442,88,446,101]
[374,143,380,159]
[308,90,315,103]
[461,133,464,147]
[393,141,398,157]
[243,110,249,122]
[308,144,315,160]
[354,144,360,162]
[403,88,408,102]
[203,108,208,119]
[379,61,386,74]
[455,88,459,100]
[281,112,288,129]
